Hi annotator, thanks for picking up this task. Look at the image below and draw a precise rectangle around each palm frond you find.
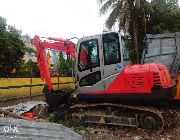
[105,3,122,29]
[99,0,118,16]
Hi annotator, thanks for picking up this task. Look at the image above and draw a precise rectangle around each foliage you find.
[24,47,36,55]
[146,0,180,34]
[58,52,74,76]
[0,16,25,77]
[14,59,39,77]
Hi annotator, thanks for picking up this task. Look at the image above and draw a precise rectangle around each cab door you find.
[101,32,124,88]
[75,35,104,93]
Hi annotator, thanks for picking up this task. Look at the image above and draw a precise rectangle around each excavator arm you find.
[33,35,76,90]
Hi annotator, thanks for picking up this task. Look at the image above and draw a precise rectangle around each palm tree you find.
[98,0,147,63]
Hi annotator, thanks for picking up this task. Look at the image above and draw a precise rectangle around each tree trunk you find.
[128,0,139,63]
[133,21,139,63]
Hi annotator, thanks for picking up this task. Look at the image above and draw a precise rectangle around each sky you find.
[0,0,109,39]
[0,0,179,39]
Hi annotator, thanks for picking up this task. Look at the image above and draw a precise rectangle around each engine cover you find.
[78,63,176,102]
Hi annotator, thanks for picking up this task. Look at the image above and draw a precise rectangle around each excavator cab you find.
[76,32,124,94]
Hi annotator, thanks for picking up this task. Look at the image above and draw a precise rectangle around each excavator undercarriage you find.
[53,94,177,130]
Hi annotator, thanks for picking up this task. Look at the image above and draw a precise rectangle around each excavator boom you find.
[33,35,76,90]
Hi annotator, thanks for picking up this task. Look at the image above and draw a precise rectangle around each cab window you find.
[103,33,121,65]
[78,39,99,71]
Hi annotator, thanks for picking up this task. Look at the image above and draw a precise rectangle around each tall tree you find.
[98,0,146,63]
[98,0,180,63]
[0,16,25,77]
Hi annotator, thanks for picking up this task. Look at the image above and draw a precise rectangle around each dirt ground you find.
[82,125,179,140]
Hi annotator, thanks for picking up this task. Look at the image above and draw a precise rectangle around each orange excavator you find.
[34,32,180,130]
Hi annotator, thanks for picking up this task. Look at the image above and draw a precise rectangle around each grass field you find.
[0,77,75,99]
